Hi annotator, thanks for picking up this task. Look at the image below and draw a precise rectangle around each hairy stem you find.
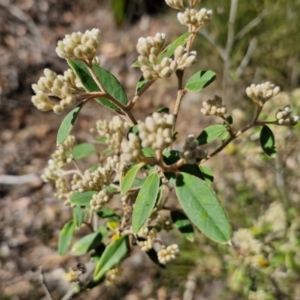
[201,105,263,163]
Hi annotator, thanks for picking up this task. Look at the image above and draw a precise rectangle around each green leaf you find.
[96,207,121,221]
[68,60,127,110]
[142,147,155,157]
[197,125,226,145]
[71,226,107,256]
[70,191,98,206]
[93,235,128,281]
[128,124,139,137]
[90,164,100,171]
[73,206,86,228]
[136,76,148,93]
[112,0,126,26]
[260,125,276,157]
[121,163,144,194]
[163,150,181,165]
[96,136,107,144]
[132,173,160,233]
[131,177,145,189]
[219,130,229,141]
[72,143,96,160]
[93,64,127,108]
[158,32,192,63]
[57,102,84,145]
[171,210,194,242]
[145,248,165,269]
[156,107,170,113]
[199,165,214,185]
[170,173,232,243]
[185,70,216,92]
[58,220,75,256]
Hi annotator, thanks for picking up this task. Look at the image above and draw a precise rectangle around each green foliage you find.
[57,102,84,144]
[185,70,216,92]
[121,163,144,194]
[169,172,232,243]
[68,60,127,110]
[132,172,160,233]
[93,235,128,281]
[71,226,107,255]
[72,143,96,160]
[70,191,98,206]
[171,210,195,242]
[58,220,75,256]
[260,125,276,157]
[73,205,86,228]
[197,125,227,145]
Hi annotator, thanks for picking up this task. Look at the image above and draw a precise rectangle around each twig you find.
[235,37,257,77]
[198,28,226,60]
[275,153,291,208]
[127,80,155,110]
[61,262,96,300]
[201,105,262,163]
[235,13,265,41]
[183,273,197,300]
[39,267,53,300]
[85,64,137,126]
[223,0,239,97]
[0,174,41,185]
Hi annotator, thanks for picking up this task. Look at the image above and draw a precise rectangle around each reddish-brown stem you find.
[127,80,155,110]
[84,62,138,126]
[200,105,264,163]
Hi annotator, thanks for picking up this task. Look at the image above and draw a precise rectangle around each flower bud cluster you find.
[107,155,127,176]
[92,116,130,152]
[180,134,207,163]
[246,82,280,106]
[165,0,185,10]
[31,68,82,114]
[275,105,299,126]
[105,266,122,286]
[155,214,173,231]
[42,136,76,182]
[138,112,175,150]
[137,33,196,80]
[255,202,287,239]
[56,29,101,62]
[121,113,175,163]
[71,165,112,192]
[201,95,227,116]
[138,228,158,252]
[54,177,69,202]
[90,189,112,210]
[174,45,197,69]
[121,192,136,220]
[232,228,267,268]
[157,244,180,264]
[120,133,145,163]
[177,8,212,29]
[137,33,166,57]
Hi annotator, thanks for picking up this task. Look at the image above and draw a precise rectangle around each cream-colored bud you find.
[174,45,185,59]
[149,54,157,65]
[165,0,185,10]
[160,67,172,77]
[44,69,57,81]
[53,105,63,114]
